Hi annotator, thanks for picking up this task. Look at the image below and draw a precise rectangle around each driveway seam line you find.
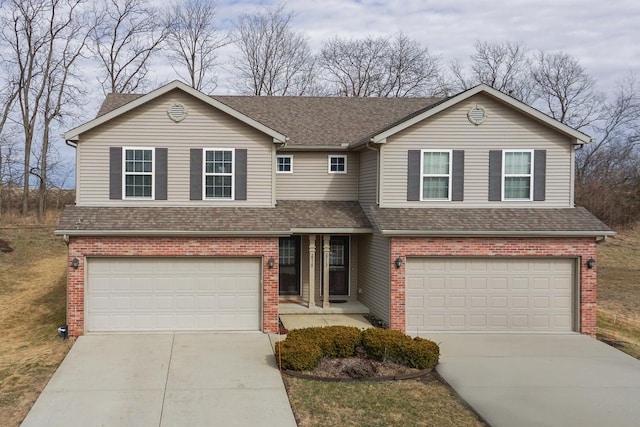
[158,333,175,427]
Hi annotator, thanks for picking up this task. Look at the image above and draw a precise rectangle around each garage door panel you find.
[406,258,574,333]
[87,258,261,332]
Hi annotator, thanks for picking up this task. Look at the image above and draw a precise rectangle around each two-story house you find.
[56,81,613,338]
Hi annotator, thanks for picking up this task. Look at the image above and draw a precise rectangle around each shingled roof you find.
[369,206,615,236]
[95,92,443,146]
[276,200,372,230]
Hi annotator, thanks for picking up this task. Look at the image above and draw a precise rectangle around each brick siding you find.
[389,237,598,336]
[67,236,279,337]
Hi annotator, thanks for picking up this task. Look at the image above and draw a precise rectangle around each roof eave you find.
[54,229,291,237]
[290,228,373,234]
[63,81,287,143]
[379,229,616,237]
[370,84,593,144]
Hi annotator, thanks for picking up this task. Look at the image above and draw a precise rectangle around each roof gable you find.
[63,81,287,143]
[370,84,593,144]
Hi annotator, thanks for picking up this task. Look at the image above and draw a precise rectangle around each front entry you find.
[329,236,349,295]
[279,236,301,296]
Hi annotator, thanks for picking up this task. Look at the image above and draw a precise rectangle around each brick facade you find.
[67,236,279,337]
[389,237,598,336]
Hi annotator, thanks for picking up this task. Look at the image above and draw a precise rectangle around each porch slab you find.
[278,300,370,315]
[280,314,373,331]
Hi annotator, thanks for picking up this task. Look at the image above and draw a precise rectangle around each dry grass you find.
[284,373,487,427]
[597,224,640,359]
[0,215,72,427]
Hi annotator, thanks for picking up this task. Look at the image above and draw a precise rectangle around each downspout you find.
[366,140,380,205]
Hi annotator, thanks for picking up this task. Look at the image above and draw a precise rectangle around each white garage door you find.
[406,258,575,333]
[87,257,261,332]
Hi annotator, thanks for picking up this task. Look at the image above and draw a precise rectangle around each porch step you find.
[280,314,373,331]
[278,300,370,315]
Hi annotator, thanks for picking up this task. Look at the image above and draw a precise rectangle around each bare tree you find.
[2,0,86,215]
[90,0,167,94]
[451,40,533,102]
[320,33,445,97]
[0,76,20,216]
[530,51,604,130]
[164,0,228,92]
[230,5,317,96]
[320,36,388,97]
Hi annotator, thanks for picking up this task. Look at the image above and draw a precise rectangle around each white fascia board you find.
[54,229,292,237]
[379,229,616,237]
[370,84,592,144]
[290,228,374,234]
[64,80,287,143]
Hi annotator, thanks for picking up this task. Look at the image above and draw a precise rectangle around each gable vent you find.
[467,105,486,125]
[167,102,188,122]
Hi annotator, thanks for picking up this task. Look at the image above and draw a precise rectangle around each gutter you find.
[54,229,292,237]
[289,228,374,234]
[379,230,617,237]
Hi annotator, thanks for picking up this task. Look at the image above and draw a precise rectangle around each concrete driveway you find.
[21,333,297,427]
[425,333,640,427]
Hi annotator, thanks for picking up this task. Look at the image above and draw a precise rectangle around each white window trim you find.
[276,155,293,174]
[328,155,347,174]
[420,149,452,201]
[502,149,534,201]
[203,148,235,201]
[122,147,155,200]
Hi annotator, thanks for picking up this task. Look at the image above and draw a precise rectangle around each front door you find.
[279,236,300,296]
[329,236,349,295]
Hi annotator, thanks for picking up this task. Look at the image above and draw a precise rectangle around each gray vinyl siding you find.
[276,151,358,200]
[358,148,378,206]
[76,90,274,207]
[358,233,390,325]
[380,94,574,208]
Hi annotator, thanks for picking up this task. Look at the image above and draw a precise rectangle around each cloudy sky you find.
[195,0,638,95]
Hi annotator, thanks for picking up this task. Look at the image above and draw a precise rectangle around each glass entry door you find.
[328,236,349,296]
[278,236,301,296]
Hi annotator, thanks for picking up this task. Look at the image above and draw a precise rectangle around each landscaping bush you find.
[362,328,439,369]
[276,326,439,371]
[275,339,323,371]
[287,326,362,357]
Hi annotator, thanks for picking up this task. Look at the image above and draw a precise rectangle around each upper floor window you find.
[503,150,533,200]
[204,149,234,199]
[124,148,154,199]
[328,155,347,174]
[277,155,293,173]
[421,150,451,200]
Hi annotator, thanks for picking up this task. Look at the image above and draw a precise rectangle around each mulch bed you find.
[284,357,430,382]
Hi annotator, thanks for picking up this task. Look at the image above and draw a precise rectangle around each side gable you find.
[64,80,287,143]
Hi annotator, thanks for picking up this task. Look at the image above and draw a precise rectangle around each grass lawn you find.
[284,373,487,427]
[597,224,640,359]
[0,218,72,427]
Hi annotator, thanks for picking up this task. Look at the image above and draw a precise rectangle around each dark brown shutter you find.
[451,150,464,201]
[488,150,502,201]
[190,148,202,200]
[407,150,421,201]
[155,148,168,200]
[235,149,247,201]
[109,147,122,200]
[533,150,546,201]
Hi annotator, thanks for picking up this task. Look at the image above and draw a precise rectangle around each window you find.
[328,155,347,173]
[503,150,533,200]
[277,155,293,173]
[204,149,234,199]
[123,148,154,198]
[421,150,451,200]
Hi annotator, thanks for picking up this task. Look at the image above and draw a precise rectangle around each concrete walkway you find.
[279,313,372,330]
[21,333,297,427]
[424,333,640,427]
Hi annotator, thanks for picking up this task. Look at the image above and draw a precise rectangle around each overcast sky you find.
[190,0,639,95]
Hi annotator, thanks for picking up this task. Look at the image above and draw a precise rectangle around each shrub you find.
[287,326,362,358]
[362,329,439,369]
[362,328,411,361]
[275,339,322,371]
